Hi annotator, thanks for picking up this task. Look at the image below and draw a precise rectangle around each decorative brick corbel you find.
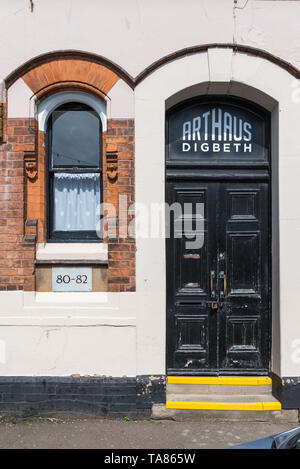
[24,151,37,180]
[24,218,38,244]
[106,149,118,182]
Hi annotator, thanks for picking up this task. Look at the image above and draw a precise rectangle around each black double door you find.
[166,179,270,375]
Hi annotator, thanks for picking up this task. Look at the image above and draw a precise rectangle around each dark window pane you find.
[51,104,100,168]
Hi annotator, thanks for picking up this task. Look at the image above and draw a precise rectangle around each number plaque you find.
[52,266,92,292]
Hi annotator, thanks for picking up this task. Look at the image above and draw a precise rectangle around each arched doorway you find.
[166,96,271,375]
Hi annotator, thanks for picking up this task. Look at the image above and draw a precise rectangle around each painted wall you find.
[0,291,137,376]
[3,0,300,117]
[1,1,300,380]
[1,0,300,80]
[2,49,300,379]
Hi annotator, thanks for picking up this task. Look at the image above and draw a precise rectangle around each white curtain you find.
[53,173,100,231]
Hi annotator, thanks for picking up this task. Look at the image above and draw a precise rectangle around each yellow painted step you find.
[167,376,272,386]
[166,401,282,411]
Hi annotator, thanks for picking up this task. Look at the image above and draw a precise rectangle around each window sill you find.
[35,242,108,264]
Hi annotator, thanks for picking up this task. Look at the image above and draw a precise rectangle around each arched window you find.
[46,102,102,241]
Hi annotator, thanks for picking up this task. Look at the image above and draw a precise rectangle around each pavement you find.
[0,414,298,449]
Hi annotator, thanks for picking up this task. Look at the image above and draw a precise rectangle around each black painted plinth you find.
[0,375,166,418]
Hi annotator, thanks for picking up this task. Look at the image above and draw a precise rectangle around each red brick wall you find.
[0,117,136,292]
[0,118,36,291]
[106,119,136,292]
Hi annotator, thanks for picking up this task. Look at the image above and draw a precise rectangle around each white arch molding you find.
[134,47,300,378]
[37,90,107,132]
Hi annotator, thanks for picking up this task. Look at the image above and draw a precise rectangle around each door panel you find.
[227,233,260,296]
[166,182,217,372]
[173,189,207,295]
[166,181,270,374]
[218,182,270,372]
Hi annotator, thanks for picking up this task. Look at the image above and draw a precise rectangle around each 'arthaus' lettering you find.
[182,108,252,153]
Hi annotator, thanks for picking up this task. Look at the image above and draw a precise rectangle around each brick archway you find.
[22,59,120,100]
[15,57,125,248]
[5,50,134,90]
[1,54,135,292]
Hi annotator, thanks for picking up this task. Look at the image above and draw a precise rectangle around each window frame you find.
[46,101,103,242]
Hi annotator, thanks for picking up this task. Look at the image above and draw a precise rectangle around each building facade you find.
[0,0,300,418]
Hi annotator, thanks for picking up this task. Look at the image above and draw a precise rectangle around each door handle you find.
[210,270,216,298]
[183,253,200,259]
[219,271,227,297]
[208,301,218,310]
